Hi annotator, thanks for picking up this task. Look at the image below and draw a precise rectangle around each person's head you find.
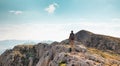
[71,30,73,33]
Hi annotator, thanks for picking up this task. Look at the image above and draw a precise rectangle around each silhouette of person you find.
[69,30,75,53]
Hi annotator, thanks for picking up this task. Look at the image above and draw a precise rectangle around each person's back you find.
[69,30,75,53]
[69,32,75,40]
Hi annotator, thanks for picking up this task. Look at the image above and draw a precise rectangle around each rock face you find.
[36,44,102,66]
[0,43,120,66]
[75,30,120,54]
[61,30,120,54]
[0,30,120,66]
[0,45,38,66]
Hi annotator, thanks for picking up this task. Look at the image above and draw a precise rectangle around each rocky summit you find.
[0,30,120,66]
[75,30,120,54]
[62,30,120,54]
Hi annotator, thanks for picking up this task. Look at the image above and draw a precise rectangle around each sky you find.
[0,0,120,41]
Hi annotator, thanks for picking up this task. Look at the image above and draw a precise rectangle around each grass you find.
[12,50,23,57]
[59,63,66,66]
[88,48,120,61]
[88,48,120,66]
[59,60,67,66]
[16,45,34,48]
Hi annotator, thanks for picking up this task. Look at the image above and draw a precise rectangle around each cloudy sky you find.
[0,0,120,41]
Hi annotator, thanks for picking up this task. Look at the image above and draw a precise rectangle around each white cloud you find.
[9,10,23,15]
[45,3,58,14]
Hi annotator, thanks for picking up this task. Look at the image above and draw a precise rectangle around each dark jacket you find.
[69,32,75,40]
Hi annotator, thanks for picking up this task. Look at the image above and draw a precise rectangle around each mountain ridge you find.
[0,30,120,66]
[74,30,120,54]
[0,40,54,54]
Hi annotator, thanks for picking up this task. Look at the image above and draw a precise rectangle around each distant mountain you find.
[0,40,53,54]
[40,40,54,44]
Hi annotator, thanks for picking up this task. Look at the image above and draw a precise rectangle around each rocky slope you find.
[75,30,120,54]
[0,30,120,66]
[0,42,120,66]
[62,30,120,54]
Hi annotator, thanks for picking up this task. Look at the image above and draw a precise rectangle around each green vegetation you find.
[59,61,67,66]
[59,63,66,66]
[27,52,34,57]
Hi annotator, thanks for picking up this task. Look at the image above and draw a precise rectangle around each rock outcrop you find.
[0,42,120,66]
[63,30,120,54]
[77,30,120,54]
[0,30,120,66]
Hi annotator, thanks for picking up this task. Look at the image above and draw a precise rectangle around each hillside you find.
[0,43,120,66]
[62,30,120,54]
[0,30,120,66]
[75,30,120,54]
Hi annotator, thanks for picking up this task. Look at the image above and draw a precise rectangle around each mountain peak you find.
[75,30,120,54]
[76,30,93,35]
[75,30,93,42]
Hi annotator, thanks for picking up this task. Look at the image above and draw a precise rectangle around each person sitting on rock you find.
[69,30,75,53]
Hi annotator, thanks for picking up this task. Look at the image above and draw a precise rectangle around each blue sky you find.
[0,0,120,41]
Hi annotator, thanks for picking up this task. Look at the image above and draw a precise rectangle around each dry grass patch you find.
[88,48,120,61]
[12,50,23,57]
